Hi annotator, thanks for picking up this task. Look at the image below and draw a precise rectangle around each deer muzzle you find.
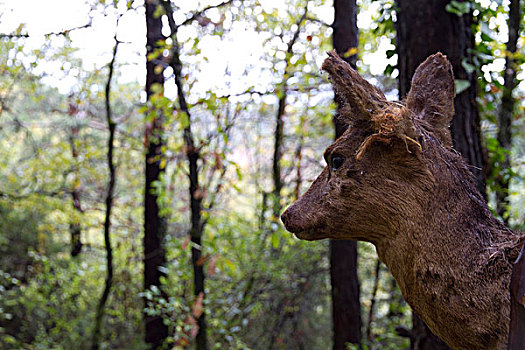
[281,200,328,241]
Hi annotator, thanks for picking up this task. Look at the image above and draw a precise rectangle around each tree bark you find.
[144,1,168,348]
[330,1,362,348]
[396,0,485,348]
[496,0,520,224]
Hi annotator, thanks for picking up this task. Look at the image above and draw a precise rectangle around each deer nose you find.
[281,208,290,228]
[281,206,300,233]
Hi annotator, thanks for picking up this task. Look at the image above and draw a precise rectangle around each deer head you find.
[281,51,456,244]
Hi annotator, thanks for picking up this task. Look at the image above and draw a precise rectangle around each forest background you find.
[0,0,524,349]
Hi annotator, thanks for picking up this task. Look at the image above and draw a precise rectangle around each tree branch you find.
[305,16,331,27]
[177,0,239,28]
[0,190,63,200]
[0,21,92,39]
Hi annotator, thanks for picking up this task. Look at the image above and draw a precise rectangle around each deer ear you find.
[322,50,387,124]
[405,53,455,147]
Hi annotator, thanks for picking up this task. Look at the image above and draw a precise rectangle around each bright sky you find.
[0,0,513,98]
[1,0,144,91]
[0,0,399,98]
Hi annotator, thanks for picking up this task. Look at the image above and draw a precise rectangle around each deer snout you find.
[281,205,303,233]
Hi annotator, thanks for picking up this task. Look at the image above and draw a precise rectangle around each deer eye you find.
[330,154,344,171]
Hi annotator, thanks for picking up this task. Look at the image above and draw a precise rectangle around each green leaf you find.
[179,112,190,129]
[271,233,280,249]
[384,64,395,76]
[461,59,476,74]
[223,258,235,272]
[153,3,165,18]
[454,79,470,94]
[445,1,471,16]
[480,22,497,43]
[481,32,494,42]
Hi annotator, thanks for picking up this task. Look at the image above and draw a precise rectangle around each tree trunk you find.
[187,130,206,350]
[496,0,520,224]
[144,1,168,348]
[330,0,362,348]
[272,90,286,220]
[69,202,82,257]
[396,0,486,197]
[506,0,524,338]
[365,259,381,343]
[294,114,305,200]
[396,0,485,348]
[160,0,210,346]
[329,242,361,348]
[509,243,525,349]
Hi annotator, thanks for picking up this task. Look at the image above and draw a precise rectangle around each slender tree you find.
[271,6,308,224]
[91,34,118,350]
[365,260,381,343]
[396,0,485,348]
[294,113,306,200]
[144,1,169,347]
[496,0,521,224]
[267,8,310,347]
[160,2,238,347]
[161,2,211,348]
[169,28,209,350]
[330,0,362,348]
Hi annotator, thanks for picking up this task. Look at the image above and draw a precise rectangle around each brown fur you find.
[281,51,524,349]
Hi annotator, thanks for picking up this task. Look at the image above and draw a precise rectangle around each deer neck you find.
[373,177,519,349]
